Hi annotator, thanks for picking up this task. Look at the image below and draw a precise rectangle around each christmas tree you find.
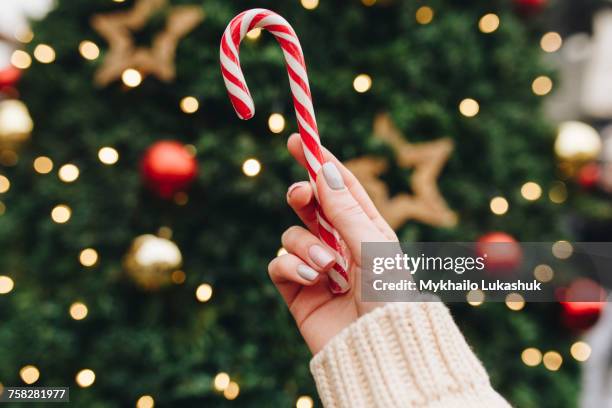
[0,0,588,406]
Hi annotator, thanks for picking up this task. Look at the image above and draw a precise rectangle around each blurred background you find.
[0,0,611,407]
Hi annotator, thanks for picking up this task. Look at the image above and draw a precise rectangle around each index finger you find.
[286,181,318,234]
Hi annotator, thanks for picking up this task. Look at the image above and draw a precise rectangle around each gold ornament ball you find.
[555,121,601,162]
[123,234,182,290]
[0,100,34,147]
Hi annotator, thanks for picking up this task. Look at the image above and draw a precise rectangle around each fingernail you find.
[322,162,345,190]
[297,264,319,281]
[287,182,304,199]
[309,245,335,268]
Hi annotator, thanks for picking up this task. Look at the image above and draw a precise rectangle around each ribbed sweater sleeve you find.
[310,302,511,408]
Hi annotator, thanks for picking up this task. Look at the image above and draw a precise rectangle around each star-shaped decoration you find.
[346,113,457,229]
[90,0,203,86]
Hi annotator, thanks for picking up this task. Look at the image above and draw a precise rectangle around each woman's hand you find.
[268,133,398,354]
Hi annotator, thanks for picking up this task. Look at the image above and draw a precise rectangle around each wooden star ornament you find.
[346,113,458,229]
[91,0,203,86]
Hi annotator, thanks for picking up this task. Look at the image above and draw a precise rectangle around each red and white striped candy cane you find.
[220,8,350,294]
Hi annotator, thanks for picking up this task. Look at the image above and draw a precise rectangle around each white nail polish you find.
[297,264,319,281]
[322,162,345,190]
[309,245,335,268]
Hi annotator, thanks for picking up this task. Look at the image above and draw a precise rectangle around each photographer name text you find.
[372,279,542,292]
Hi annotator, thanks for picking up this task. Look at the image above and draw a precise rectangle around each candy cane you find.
[220,9,350,294]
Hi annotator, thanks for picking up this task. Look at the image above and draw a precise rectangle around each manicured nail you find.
[309,245,335,268]
[322,162,345,190]
[287,182,305,199]
[297,264,319,281]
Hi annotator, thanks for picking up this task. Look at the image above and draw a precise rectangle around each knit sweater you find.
[310,302,511,408]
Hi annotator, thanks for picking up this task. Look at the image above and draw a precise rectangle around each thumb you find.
[316,162,386,258]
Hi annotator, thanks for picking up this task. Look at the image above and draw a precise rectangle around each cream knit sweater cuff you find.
[310,302,511,408]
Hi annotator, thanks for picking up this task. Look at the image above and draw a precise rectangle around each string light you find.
[224,381,240,400]
[58,164,80,183]
[174,192,188,206]
[0,276,14,294]
[532,76,553,96]
[185,144,197,156]
[490,196,508,215]
[415,6,434,24]
[479,14,500,33]
[34,156,54,174]
[552,240,572,259]
[196,283,213,302]
[362,0,377,6]
[0,150,18,166]
[549,181,567,204]
[570,341,591,362]
[0,100,33,139]
[0,175,10,193]
[213,372,230,391]
[70,302,88,320]
[268,113,286,133]
[300,0,319,10]
[242,158,261,177]
[466,289,485,306]
[33,44,56,63]
[353,74,372,93]
[14,28,34,44]
[542,351,563,371]
[158,226,173,239]
[521,348,542,366]
[521,181,542,201]
[79,248,99,267]
[277,247,288,257]
[246,28,262,40]
[505,293,525,311]
[180,96,199,114]
[171,270,186,284]
[20,365,40,384]
[98,147,119,165]
[136,395,155,408]
[296,396,314,408]
[11,50,32,69]
[533,264,554,282]
[459,98,479,117]
[79,41,100,60]
[541,32,562,53]
[51,205,72,224]
[122,69,142,87]
[75,369,96,387]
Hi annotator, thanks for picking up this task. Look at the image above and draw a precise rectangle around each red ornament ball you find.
[514,0,547,13]
[559,279,606,331]
[141,141,197,199]
[476,232,523,273]
[577,162,600,189]
[0,65,21,88]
